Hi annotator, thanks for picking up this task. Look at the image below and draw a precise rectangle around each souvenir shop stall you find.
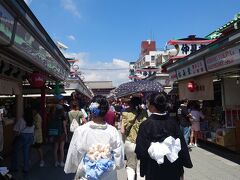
[0,0,70,158]
[167,26,240,151]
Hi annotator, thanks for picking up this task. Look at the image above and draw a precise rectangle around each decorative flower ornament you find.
[82,143,114,180]
[86,143,112,161]
[89,102,100,117]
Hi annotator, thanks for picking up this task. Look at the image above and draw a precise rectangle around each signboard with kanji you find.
[176,60,206,80]
[206,45,240,71]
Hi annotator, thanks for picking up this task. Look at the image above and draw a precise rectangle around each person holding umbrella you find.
[121,97,148,180]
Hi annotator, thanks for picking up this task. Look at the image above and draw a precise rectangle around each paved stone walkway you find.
[5,143,240,180]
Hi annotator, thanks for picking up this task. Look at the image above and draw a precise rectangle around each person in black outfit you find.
[177,99,192,146]
[135,92,193,180]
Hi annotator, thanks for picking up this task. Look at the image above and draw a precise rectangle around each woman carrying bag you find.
[68,101,84,133]
[121,97,148,180]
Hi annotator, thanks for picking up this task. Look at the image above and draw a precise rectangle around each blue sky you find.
[24,0,240,86]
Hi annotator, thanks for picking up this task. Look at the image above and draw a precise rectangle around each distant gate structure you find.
[85,81,115,97]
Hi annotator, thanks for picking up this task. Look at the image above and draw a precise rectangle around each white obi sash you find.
[148,136,181,164]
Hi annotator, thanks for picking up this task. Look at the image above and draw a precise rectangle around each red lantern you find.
[29,72,45,88]
[187,81,196,92]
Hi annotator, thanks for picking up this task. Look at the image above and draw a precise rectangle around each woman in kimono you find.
[135,92,193,180]
[64,95,124,180]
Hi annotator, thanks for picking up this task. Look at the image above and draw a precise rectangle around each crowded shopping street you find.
[1,0,240,180]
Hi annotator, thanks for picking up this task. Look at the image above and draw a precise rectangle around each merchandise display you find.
[199,103,239,152]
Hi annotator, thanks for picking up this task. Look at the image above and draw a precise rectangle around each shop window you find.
[0,4,14,45]
[0,97,16,120]
[225,108,240,128]
[14,22,67,79]
[151,56,155,63]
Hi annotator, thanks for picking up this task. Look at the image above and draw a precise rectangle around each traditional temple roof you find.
[85,81,115,89]
[167,35,216,45]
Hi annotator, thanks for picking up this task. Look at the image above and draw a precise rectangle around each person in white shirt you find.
[11,108,34,173]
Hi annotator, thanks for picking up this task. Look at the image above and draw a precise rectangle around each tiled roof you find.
[206,13,240,39]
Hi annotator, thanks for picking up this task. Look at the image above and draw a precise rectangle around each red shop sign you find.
[29,72,45,88]
[187,81,196,92]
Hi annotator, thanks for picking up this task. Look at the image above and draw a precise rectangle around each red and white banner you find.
[135,68,161,72]
[206,45,240,71]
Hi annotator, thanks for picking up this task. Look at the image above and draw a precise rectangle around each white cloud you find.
[67,35,76,41]
[62,51,130,86]
[82,58,130,87]
[112,58,129,68]
[24,0,32,5]
[62,51,88,67]
[61,0,81,18]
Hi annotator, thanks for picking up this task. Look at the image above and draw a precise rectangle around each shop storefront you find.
[167,28,240,152]
[0,1,70,155]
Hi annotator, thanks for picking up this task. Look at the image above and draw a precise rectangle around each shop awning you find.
[0,1,70,81]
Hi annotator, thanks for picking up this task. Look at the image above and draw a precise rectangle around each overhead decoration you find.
[29,71,45,88]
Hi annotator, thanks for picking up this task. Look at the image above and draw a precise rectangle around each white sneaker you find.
[55,161,59,167]
[39,160,45,167]
[194,143,198,147]
[59,161,65,167]
[126,167,135,180]
[188,143,194,148]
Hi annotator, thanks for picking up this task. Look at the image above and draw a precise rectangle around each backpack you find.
[69,111,80,132]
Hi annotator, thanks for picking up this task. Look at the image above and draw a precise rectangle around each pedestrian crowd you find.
[4,92,208,180]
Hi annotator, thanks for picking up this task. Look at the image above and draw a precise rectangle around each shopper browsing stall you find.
[189,101,205,147]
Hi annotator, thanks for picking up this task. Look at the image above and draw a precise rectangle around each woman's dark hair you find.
[191,101,200,110]
[24,108,34,127]
[181,98,188,104]
[71,100,79,110]
[91,95,109,117]
[147,92,167,113]
[129,97,142,109]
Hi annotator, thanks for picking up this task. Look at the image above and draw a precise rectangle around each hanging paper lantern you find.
[29,72,45,88]
[187,81,196,92]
